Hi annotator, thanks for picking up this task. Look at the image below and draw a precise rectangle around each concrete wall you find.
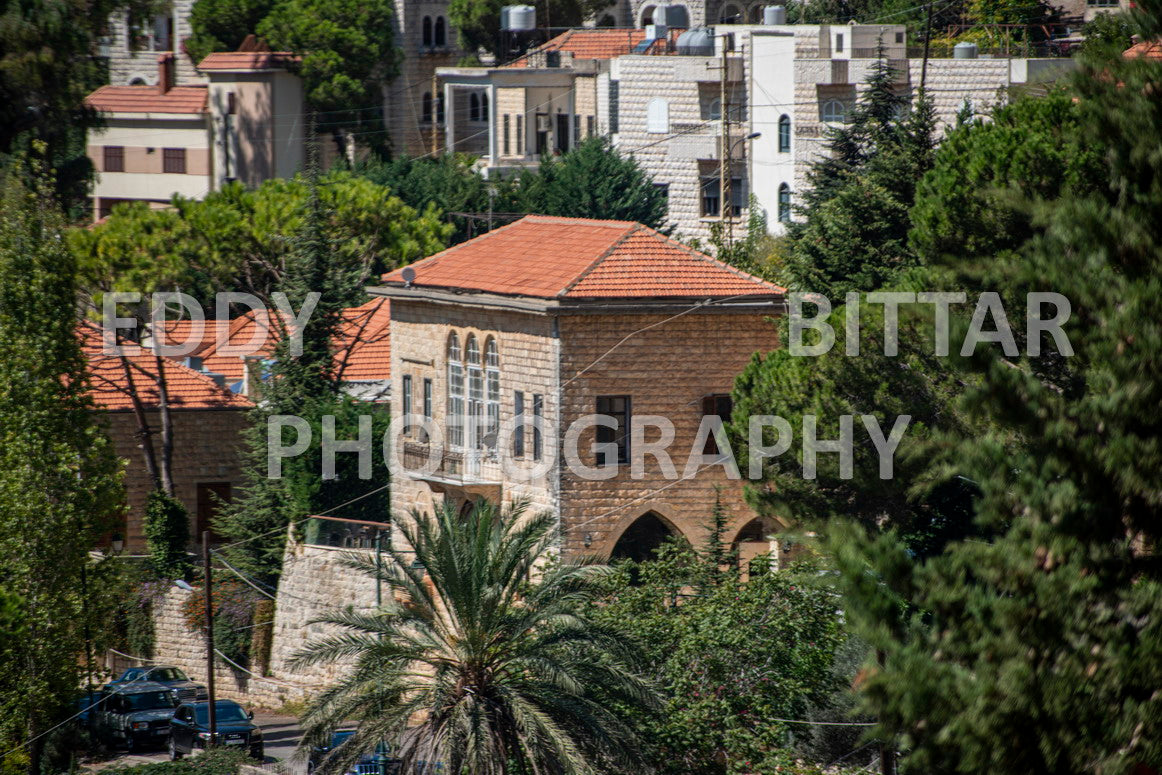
[88,116,213,207]
[98,408,249,550]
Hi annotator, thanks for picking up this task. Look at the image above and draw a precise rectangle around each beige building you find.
[375,214,790,565]
[84,51,305,219]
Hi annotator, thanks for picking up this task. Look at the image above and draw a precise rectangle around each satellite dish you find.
[401,266,416,286]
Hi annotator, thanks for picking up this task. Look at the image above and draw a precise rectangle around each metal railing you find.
[304,514,389,549]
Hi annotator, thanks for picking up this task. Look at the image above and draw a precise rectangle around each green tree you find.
[0,157,123,774]
[143,490,192,581]
[1079,10,1135,56]
[257,0,399,151]
[786,55,936,297]
[213,179,390,585]
[0,0,157,211]
[293,499,657,775]
[829,4,1162,770]
[185,0,277,64]
[518,136,669,229]
[69,171,450,308]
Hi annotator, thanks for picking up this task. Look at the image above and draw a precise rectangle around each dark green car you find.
[93,682,178,751]
[169,700,264,761]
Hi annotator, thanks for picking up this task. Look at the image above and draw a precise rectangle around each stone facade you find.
[101,0,203,87]
[98,409,248,549]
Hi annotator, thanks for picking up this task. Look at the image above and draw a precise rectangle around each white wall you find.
[749,31,796,233]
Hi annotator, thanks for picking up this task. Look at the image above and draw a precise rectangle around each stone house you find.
[80,322,252,550]
[84,51,306,219]
[374,214,789,565]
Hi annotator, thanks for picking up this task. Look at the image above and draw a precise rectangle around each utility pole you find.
[920,1,934,97]
[719,32,730,245]
[202,532,217,746]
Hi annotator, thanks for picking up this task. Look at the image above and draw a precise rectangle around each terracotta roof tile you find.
[1124,41,1162,59]
[505,28,677,67]
[335,299,392,382]
[85,85,208,114]
[79,323,253,411]
[380,215,783,300]
[197,51,300,70]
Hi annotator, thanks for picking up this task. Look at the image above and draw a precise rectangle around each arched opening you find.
[778,114,791,152]
[640,4,657,25]
[435,16,446,47]
[778,183,791,223]
[469,92,480,122]
[749,5,763,22]
[821,99,847,123]
[437,93,445,123]
[480,91,489,121]
[732,516,780,576]
[422,92,433,123]
[719,3,742,23]
[611,512,678,563]
[422,16,432,48]
[669,5,690,26]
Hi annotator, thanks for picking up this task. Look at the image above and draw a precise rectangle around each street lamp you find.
[724,131,762,247]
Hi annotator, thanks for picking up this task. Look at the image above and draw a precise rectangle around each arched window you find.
[821,99,846,123]
[611,512,679,564]
[480,91,489,122]
[778,114,791,153]
[437,93,445,123]
[778,183,791,223]
[466,335,483,451]
[749,5,763,22]
[640,4,657,25]
[447,333,464,447]
[469,93,480,122]
[484,338,499,450]
[707,97,721,121]
[422,16,432,48]
[422,92,432,123]
[434,16,446,47]
[719,3,742,23]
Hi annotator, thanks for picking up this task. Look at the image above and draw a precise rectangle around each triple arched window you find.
[447,332,500,452]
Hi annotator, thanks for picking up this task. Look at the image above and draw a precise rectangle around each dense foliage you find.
[294,500,658,775]
[143,490,193,581]
[0,157,124,775]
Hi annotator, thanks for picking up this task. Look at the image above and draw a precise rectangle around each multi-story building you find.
[84,51,305,219]
[375,214,790,565]
[99,0,203,86]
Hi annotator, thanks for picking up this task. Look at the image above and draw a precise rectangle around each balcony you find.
[401,441,504,494]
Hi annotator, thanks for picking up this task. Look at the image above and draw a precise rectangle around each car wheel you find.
[169,737,183,761]
[125,735,136,754]
[250,747,264,761]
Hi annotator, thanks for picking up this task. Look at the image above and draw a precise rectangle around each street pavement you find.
[87,714,305,774]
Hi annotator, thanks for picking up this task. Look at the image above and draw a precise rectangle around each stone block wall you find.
[104,0,202,87]
[98,408,248,550]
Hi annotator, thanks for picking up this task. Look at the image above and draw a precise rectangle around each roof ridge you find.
[558,222,642,296]
[632,223,786,292]
[386,214,534,281]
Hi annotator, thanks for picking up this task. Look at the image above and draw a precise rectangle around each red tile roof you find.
[197,51,301,70]
[505,28,674,67]
[1124,41,1162,59]
[85,85,208,114]
[79,322,253,411]
[380,215,783,300]
[197,312,280,386]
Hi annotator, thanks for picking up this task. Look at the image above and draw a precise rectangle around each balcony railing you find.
[401,442,503,485]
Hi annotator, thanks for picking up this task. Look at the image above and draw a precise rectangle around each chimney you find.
[157,52,175,93]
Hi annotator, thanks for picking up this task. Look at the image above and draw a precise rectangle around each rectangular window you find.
[402,374,413,435]
[423,378,433,419]
[573,114,581,144]
[609,80,620,134]
[104,146,125,172]
[513,391,525,458]
[894,31,904,43]
[836,33,844,53]
[654,182,670,201]
[702,394,733,454]
[516,115,523,155]
[503,114,511,155]
[587,115,595,137]
[701,177,720,217]
[595,395,630,467]
[468,362,484,450]
[532,393,543,461]
[163,147,186,174]
[448,360,464,448]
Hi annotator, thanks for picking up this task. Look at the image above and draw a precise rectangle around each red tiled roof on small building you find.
[79,322,253,411]
[1124,40,1162,59]
[84,85,208,114]
[505,28,677,67]
[197,51,301,71]
[379,215,783,300]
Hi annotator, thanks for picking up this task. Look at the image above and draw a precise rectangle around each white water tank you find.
[500,6,510,29]
[953,41,979,59]
[763,5,786,24]
[676,27,713,55]
[506,4,536,31]
[646,23,668,40]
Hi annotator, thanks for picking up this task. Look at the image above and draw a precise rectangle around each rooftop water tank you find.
[500,6,510,29]
[645,22,668,41]
[763,5,786,24]
[677,27,713,56]
[505,4,536,31]
[953,41,979,59]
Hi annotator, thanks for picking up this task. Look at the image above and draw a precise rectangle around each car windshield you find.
[117,669,144,682]
[194,704,248,724]
[331,731,355,747]
[149,668,188,682]
[124,691,177,711]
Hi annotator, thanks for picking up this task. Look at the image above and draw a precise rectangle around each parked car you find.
[107,665,208,703]
[93,681,178,751]
[169,700,263,761]
[306,733,402,775]
[307,730,355,774]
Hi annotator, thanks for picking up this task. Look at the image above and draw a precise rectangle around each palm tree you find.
[292,499,659,775]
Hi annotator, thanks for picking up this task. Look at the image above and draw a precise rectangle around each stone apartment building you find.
[84,51,306,219]
[374,214,789,565]
[80,322,252,550]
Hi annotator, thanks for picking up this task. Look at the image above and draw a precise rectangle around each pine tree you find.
[0,155,123,773]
